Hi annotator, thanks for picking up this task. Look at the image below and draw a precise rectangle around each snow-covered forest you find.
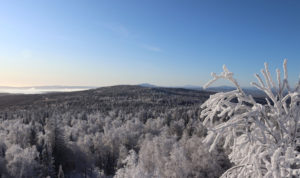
[0,86,231,177]
[0,61,299,178]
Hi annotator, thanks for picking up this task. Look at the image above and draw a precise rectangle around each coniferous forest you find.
[0,86,231,178]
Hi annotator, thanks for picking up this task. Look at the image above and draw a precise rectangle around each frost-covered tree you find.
[0,138,8,177]
[40,142,55,177]
[5,145,40,178]
[115,130,230,178]
[201,60,300,177]
[0,82,225,177]
[45,117,69,173]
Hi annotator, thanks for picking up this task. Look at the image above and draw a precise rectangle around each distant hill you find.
[0,85,266,111]
[139,83,266,98]
[139,83,158,88]
[0,85,212,110]
[0,84,266,97]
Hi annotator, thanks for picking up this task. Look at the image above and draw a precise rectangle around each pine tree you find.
[40,143,55,177]
[29,121,38,146]
[45,117,68,174]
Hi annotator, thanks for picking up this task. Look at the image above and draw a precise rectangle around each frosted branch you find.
[201,60,300,177]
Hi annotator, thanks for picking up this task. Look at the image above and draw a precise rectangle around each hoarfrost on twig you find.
[201,59,300,177]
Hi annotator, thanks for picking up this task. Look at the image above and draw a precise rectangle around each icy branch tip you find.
[284,58,287,65]
[264,62,268,69]
[222,64,228,73]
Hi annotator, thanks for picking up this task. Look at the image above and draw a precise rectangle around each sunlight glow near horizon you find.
[0,0,299,87]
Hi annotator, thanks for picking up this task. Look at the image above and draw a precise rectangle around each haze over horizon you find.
[1,0,299,87]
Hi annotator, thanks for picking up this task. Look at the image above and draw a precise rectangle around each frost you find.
[201,59,300,177]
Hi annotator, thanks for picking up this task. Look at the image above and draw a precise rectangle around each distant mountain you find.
[0,83,265,97]
[0,85,268,110]
[178,85,265,97]
[181,85,203,90]
[204,86,236,92]
[139,83,158,88]
[204,86,266,97]
[0,85,215,110]
[140,83,266,97]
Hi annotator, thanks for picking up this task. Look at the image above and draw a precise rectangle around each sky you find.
[0,0,299,87]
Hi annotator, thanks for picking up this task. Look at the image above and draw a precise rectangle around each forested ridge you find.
[0,85,232,178]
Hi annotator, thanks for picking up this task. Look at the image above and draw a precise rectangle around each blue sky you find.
[0,0,299,87]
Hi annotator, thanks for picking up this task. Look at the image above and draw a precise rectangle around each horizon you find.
[0,83,262,95]
[1,0,300,87]
[0,82,281,88]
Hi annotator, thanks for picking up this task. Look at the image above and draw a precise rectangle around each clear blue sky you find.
[0,0,299,87]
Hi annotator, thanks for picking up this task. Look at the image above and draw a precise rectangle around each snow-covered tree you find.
[45,117,69,173]
[115,129,230,178]
[40,142,55,177]
[201,60,300,177]
[5,145,40,178]
[0,137,8,177]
